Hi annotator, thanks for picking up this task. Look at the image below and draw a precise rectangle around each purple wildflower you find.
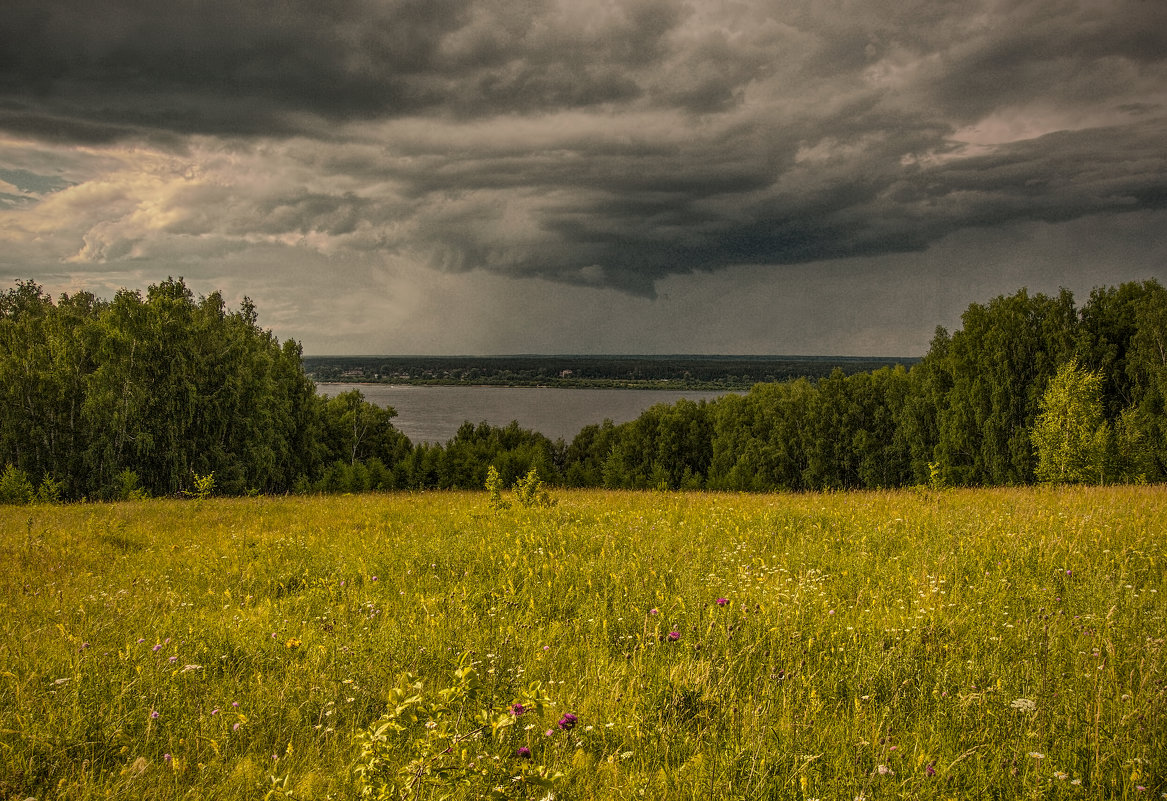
[558,713,578,731]
[152,644,162,652]
[716,598,728,606]
[516,746,532,759]
[667,630,681,641]
[150,710,160,720]
[925,763,936,777]
[649,608,659,616]
[233,722,241,731]
[510,703,525,716]
[163,753,172,763]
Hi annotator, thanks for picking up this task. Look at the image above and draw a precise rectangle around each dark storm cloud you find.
[1,0,1165,297]
[0,0,684,135]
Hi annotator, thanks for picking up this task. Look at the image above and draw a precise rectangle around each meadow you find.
[1,486,1164,800]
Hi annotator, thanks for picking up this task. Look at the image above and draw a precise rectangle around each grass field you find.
[1,486,1164,799]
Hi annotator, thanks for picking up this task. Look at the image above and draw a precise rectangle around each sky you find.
[2,0,1165,356]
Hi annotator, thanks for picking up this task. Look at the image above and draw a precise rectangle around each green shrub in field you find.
[511,468,553,509]
[34,474,64,503]
[353,654,563,800]
[485,466,509,510]
[485,466,554,510]
[111,468,149,500]
[0,463,34,504]
[188,471,216,500]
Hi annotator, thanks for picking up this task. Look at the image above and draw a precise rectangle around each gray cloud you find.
[1,0,1165,303]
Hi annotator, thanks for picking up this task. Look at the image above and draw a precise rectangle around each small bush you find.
[189,471,215,500]
[486,465,510,510]
[0,464,34,504]
[34,475,64,504]
[512,468,553,508]
[111,469,149,501]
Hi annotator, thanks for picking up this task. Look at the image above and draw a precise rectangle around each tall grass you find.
[1,486,1164,799]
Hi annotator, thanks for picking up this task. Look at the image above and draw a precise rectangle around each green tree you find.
[1031,360,1110,484]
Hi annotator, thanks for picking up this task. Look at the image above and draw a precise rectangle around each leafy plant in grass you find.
[0,463,34,504]
[512,468,553,509]
[485,466,554,511]
[353,653,564,800]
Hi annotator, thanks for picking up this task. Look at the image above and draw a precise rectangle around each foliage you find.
[4,278,1167,498]
[485,466,554,510]
[34,474,64,504]
[111,468,149,501]
[0,463,34,504]
[0,278,320,499]
[189,471,216,500]
[1031,361,1111,484]
[353,654,563,800]
[511,468,553,508]
[485,466,509,510]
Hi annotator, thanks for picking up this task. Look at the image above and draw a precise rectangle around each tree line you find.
[304,353,910,389]
[2,277,1164,502]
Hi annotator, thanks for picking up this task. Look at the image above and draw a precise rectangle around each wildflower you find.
[233,722,241,731]
[137,638,145,644]
[231,701,239,707]
[667,630,681,642]
[649,608,659,616]
[558,713,578,731]
[150,710,160,720]
[925,763,936,777]
[211,708,220,716]
[163,753,171,762]
[545,729,554,737]
[79,642,89,650]
[516,747,532,759]
[285,637,302,649]
[876,765,894,776]
[510,703,525,716]
[1011,698,1037,712]
[1054,772,1068,780]
[168,655,178,663]
[1028,752,1045,759]
[152,644,163,652]
[371,576,378,582]
[716,598,728,606]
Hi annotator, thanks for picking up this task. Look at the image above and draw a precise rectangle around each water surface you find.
[318,383,734,444]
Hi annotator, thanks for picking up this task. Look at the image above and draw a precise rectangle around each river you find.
[317,383,735,444]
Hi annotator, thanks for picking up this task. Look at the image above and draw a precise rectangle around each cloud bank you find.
[1,0,1165,348]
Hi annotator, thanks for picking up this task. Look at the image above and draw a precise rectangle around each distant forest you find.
[2,277,1165,502]
[304,354,914,389]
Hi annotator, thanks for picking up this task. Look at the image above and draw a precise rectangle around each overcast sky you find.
[2,0,1165,355]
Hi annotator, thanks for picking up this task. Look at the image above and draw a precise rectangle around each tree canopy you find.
[2,277,1165,502]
